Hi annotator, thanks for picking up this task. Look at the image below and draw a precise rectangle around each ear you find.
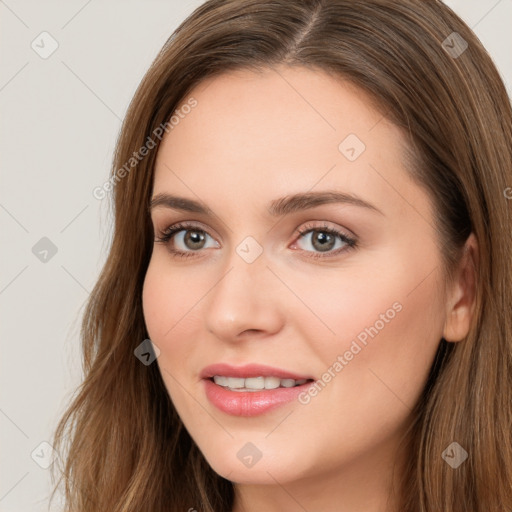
[442,233,479,342]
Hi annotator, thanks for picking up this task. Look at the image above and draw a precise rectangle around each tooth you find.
[214,375,307,390]
[245,377,265,389]
[213,375,228,386]
[226,377,245,389]
[264,376,281,389]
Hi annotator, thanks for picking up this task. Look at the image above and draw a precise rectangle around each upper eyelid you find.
[157,220,213,234]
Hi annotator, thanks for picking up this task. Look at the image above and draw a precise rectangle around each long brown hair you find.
[51,0,512,510]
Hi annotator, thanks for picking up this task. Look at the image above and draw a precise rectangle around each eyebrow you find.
[149,191,384,217]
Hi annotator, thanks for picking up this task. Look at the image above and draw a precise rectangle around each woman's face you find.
[142,66,450,487]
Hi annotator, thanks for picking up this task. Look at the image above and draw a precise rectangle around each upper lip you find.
[200,363,313,381]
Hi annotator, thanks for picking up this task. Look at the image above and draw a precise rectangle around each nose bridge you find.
[203,243,283,340]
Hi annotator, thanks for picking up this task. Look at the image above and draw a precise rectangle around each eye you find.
[290,222,357,258]
[154,220,357,260]
[155,221,219,258]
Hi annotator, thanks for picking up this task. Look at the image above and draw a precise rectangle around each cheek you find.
[284,251,445,406]
[142,258,200,412]
[142,255,203,343]
[142,254,212,413]
[271,263,444,470]
[329,288,441,394]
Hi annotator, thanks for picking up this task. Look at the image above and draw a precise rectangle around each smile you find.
[201,363,315,416]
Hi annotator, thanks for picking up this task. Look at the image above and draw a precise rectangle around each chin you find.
[198,442,310,485]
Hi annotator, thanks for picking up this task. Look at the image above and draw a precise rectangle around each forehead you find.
[152,65,430,224]
[157,65,389,162]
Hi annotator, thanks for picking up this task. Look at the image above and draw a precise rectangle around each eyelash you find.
[154,221,357,260]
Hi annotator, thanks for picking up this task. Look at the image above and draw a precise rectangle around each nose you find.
[203,249,285,342]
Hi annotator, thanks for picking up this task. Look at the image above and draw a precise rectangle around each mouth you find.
[201,363,315,416]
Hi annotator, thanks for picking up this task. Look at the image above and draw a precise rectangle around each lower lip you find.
[203,378,312,417]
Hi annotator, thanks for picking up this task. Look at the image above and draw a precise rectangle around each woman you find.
[52,0,512,510]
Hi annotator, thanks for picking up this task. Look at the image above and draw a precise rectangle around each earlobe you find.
[442,233,479,342]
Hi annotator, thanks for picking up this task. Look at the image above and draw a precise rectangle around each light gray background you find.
[1,1,510,510]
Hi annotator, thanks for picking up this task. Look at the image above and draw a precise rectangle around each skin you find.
[142,65,477,512]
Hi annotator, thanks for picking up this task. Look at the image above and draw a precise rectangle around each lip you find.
[201,363,315,417]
